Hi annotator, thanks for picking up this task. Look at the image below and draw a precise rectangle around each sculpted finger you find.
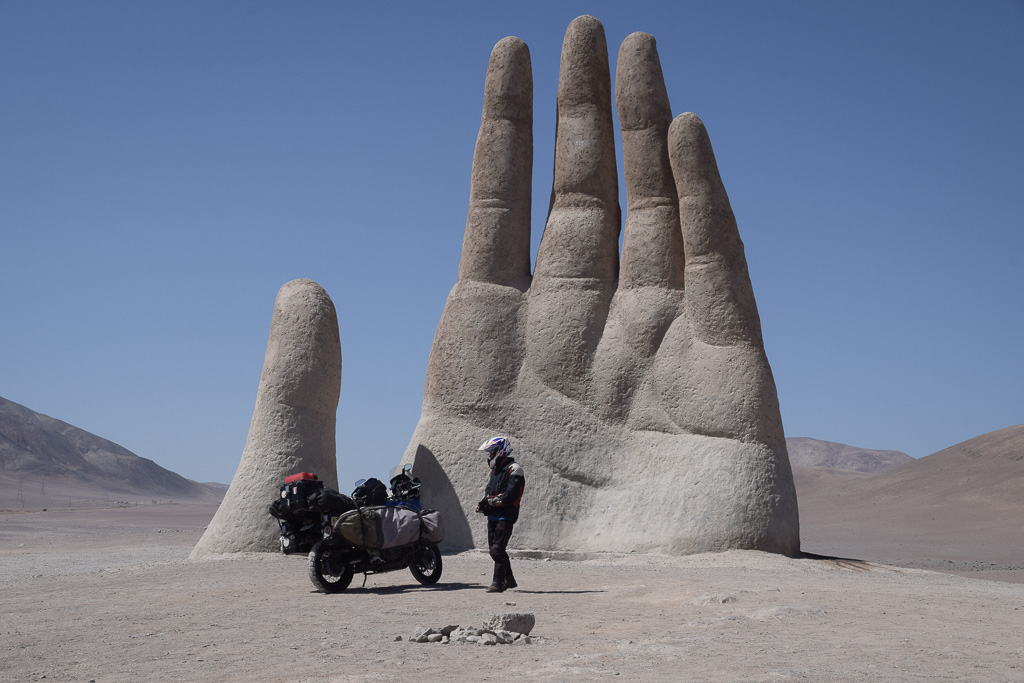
[589,33,685,422]
[420,38,531,415]
[670,112,764,346]
[534,14,619,281]
[616,32,684,290]
[459,36,533,288]
[525,16,619,400]
[406,40,534,545]
[191,279,341,557]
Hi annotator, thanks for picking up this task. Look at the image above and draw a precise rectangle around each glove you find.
[308,489,327,510]
[486,495,503,508]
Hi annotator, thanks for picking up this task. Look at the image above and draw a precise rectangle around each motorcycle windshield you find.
[388,463,412,481]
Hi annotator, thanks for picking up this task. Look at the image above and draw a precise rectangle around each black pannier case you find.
[271,472,325,554]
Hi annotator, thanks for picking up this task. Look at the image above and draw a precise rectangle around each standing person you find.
[475,436,525,593]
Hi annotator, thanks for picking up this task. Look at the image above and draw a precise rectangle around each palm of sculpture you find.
[403,16,800,555]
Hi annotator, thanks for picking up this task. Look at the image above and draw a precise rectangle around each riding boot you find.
[489,562,507,591]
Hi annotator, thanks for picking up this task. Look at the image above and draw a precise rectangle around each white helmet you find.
[478,436,512,466]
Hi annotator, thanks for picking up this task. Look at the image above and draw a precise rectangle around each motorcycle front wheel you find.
[409,544,443,585]
[308,540,354,593]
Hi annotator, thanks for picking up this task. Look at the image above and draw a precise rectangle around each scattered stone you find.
[410,626,442,643]
[485,612,535,636]
[494,630,515,644]
[406,622,535,646]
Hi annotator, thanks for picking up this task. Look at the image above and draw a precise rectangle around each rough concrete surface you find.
[191,279,340,558]
[404,16,798,555]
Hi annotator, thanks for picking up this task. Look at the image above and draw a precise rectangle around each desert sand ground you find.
[2,504,1023,682]
[794,464,1024,587]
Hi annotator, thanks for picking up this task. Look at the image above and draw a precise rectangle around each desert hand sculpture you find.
[403,16,800,555]
[191,279,341,558]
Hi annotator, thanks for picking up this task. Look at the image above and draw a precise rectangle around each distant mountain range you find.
[785,437,913,473]
[794,424,1024,513]
[793,424,1024,571]
[0,396,225,506]
[3,388,1020,552]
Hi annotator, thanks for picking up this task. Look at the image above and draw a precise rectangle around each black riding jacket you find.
[480,456,525,523]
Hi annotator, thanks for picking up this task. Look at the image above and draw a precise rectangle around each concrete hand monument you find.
[404,16,800,555]
[191,279,341,558]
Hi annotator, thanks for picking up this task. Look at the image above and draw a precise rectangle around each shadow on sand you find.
[310,581,480,595]
[797,551,877,572]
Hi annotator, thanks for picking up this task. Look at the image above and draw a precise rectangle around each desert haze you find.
[1,400,1023,680]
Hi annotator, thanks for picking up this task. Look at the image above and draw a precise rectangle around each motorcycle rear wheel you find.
[409,544,443,585]
[308,540,354,593]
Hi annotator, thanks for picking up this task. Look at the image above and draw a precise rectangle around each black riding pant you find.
[487,519,515,586]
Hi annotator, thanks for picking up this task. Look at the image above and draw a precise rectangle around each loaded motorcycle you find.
[268,471,330,554]
[306,464,445,593]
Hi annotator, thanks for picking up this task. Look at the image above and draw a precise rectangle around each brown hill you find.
[786,436,913,473]
[796,424,1024,580]
[0,396,224,506]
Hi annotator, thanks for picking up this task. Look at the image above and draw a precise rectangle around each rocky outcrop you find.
[403,16,799,555]
[191,279,341,558]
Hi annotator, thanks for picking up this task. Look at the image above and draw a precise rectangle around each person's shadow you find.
[311,583,605,595]
[508,588,604,594]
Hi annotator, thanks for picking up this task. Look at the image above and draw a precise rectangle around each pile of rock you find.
[405,613,536,645]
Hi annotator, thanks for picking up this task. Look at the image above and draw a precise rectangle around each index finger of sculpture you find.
[669,112,764,347]
[419,39,532,415]
[458,36,533,288]
[616,32,685,291]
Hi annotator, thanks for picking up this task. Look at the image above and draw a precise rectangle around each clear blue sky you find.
[2,1,1022,486]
